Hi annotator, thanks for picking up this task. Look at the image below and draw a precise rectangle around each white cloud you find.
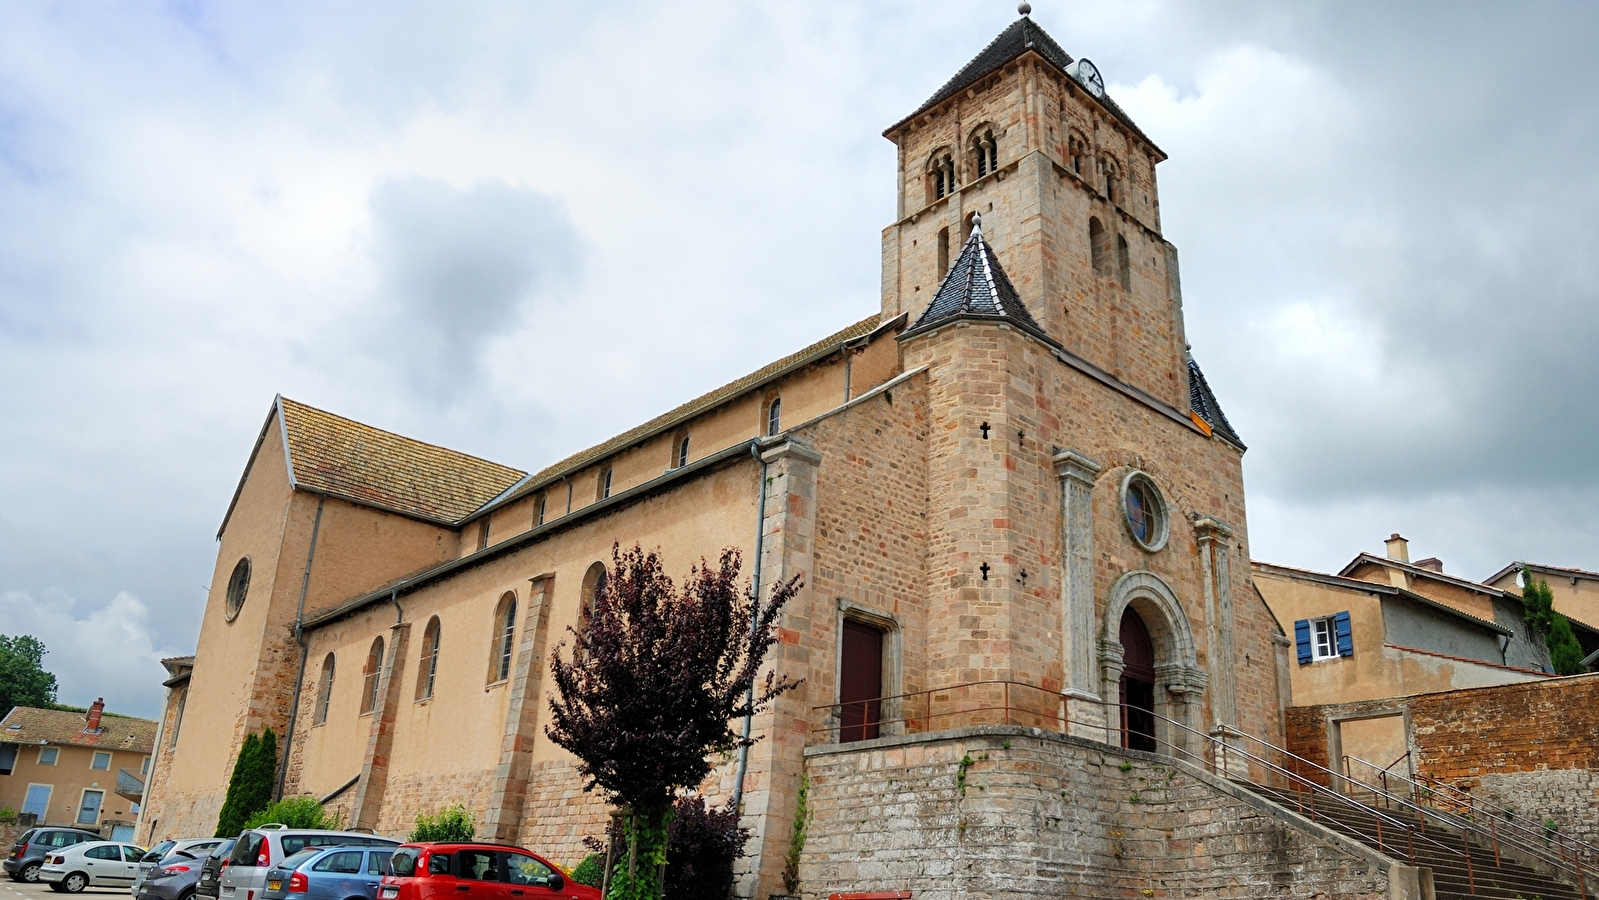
[0,590,181,718]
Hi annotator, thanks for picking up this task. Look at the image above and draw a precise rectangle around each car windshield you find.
[277,849,322,872]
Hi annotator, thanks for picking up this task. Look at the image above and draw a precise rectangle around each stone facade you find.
[140,13,1303,900]
[801,726,1414,900]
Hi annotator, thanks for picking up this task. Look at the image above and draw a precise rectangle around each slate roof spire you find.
[1187,355,1244,448]
[906,214,1046,340]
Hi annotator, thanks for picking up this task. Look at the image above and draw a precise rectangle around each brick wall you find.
[801,727,1399,900]
[1287,674,1599,840]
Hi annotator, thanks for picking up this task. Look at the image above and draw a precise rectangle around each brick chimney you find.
[85,698,104,733]
[1413,557,1444,573]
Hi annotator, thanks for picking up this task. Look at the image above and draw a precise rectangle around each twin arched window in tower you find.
[971,128,998,179]
[1087,216,1133,291]
[924,126,1004,205]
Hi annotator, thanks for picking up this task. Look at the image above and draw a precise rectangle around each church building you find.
[139,13,1338,899]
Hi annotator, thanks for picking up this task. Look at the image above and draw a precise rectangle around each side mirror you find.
[544,873,562,892]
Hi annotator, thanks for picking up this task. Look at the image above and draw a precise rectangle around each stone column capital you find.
[1191,515,1235,543]
[1053,448,1102,485]
[761,439,822,467]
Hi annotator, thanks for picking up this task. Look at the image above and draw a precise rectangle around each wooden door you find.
[1119,609,1157,753]
[840,621,883,743]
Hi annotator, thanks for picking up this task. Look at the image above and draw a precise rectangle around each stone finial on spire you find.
[970,211,983,232]
[1018,2,1032,15]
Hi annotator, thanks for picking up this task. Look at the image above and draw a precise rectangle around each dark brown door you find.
[1119,609,1157,753]
[840,620,883,743]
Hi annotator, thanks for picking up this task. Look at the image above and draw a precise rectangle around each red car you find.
[378,843,597,900]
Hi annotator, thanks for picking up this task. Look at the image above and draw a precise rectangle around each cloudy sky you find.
[4,1,1598,718]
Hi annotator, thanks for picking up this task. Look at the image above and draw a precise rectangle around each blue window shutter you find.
[1334,611,1354,657]
[1294,619,1312,665]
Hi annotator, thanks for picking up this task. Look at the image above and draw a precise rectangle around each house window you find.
[0,744,16,775]
[492,593,517,683]
[535,495,546,526]
[314,654,335,725]
[22,784,51,819]
[91,751,111,771]
[767,398,782,436]
[224,557,251,622]
[416,618,441,701]
[360,636,385,714]
[1294,612,1353,664]
[676,436,691,469]
[38,747,58,766]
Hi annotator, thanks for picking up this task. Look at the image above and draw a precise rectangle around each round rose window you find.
[1122,473,1168,552]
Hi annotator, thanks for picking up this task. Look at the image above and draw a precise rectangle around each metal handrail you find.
[1342,753,1596,895]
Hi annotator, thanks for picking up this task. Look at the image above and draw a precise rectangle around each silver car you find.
[220,829,398,900]
[134,840,224,896]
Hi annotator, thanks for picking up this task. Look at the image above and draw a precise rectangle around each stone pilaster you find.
[1195,516,1243,776]
[1054,449,1104,740]
[483,576,555,841]
[736,439,822,900]
[351,620,410,831]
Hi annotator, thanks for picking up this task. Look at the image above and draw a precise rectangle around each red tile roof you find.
[0,706,156,753]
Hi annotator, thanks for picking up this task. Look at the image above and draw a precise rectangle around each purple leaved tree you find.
[545,544,800,900]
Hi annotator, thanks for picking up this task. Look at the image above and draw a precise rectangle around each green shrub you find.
[569,853,605,888]
[244,797,340,830]
[409,804,476,843]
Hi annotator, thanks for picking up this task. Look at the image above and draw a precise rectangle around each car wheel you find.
[47,883,65,893]
[21,863,42,883]
[62,872,88,894]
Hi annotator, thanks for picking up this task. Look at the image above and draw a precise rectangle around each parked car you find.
[259,845,393,900]
[379,843,596,900]
[135,839,225,896]
[38,840,147,893]
[195,839,237,900]
[137,848,212,900]
[5,828,103,883]
[221,829,399,900]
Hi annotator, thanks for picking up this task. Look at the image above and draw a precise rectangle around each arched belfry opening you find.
[1100,570,1206,755]
[1118,608,1157,752]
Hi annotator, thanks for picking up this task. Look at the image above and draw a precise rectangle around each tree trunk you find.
[608,806,672,900]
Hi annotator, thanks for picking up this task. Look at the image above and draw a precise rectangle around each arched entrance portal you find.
[1119,609,1157,752]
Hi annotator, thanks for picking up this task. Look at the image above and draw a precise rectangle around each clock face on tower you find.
[1072,58,1106,97]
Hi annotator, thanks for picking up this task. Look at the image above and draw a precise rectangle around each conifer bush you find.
[215,729,278,837]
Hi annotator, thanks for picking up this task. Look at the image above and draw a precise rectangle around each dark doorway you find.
[840,620,884,743]
[1119,608,1157,753]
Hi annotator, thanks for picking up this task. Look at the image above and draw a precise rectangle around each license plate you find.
[267,882,281,892]
[221,887,235,896]
[380,889,398,899]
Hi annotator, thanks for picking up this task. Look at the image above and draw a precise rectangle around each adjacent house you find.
[0,700,157,840]
[1483,561,1599,659]
[1253,560,1547,710]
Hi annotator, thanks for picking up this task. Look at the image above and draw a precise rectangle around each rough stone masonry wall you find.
[1287,674,1599,844]
[800,726,1395,900]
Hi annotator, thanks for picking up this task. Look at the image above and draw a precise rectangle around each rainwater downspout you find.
[275,495,325,801]
[729,439,769,814]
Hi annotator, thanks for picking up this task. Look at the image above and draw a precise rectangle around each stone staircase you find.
[1251,785,1591,900]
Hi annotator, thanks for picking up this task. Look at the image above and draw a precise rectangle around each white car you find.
[39,841,146,894]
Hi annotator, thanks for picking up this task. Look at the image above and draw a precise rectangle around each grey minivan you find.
[220,829,399,900]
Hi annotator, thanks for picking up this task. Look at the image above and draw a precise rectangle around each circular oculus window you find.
[1121,473,1169,552]
[224,557,252,622]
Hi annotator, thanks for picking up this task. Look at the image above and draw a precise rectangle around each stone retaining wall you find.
[799,726,1414,900]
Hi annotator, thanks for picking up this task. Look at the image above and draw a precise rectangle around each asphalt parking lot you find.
[2,880,128,898]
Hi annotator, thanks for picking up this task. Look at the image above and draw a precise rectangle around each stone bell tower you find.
[880,10,1189,412]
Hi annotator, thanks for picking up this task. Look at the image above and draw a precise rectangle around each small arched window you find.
[598,467,613,501]
[767,398,782,436]
[1089,217,1110,276]
[1067,134,1087,176]
[492,593,517,683]
[1116,235,1131,290]
[360,636,385,715]
[927,150,956,202]
[314,654,335,725]
[1103,158,1119,203]
[581,562,608,633]
[936,227,950,275]
[971,128,998,178]
[415,618,441,701]
[676,436,690,469]
[535,495,546,527]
